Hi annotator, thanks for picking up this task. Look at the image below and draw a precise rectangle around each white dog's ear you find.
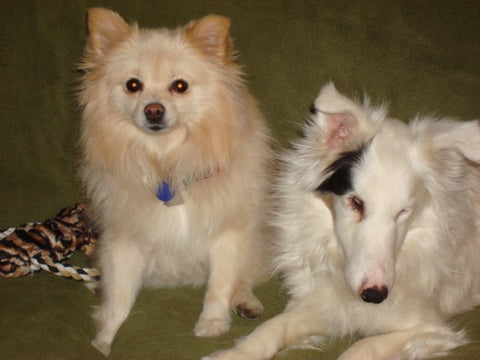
[310,83,383,153]
[414,118,480,164]
[442,120,480,163]
[319,111,358,150]
[309,83,359,152]
[86,8,132,58]
[185,15,233,64]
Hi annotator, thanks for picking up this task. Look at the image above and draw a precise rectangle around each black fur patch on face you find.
[316,144,368,195]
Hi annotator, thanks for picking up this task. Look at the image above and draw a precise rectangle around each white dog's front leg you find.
[91,239,145,357]
[203,303,325,360]
[337,326,467,360]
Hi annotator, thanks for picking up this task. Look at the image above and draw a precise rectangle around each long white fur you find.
[205,83,480,360]
[79,9,271,357]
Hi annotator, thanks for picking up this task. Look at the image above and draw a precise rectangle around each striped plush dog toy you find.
[0,203,99,282]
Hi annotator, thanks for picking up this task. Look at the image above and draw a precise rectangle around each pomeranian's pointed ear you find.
[185,15,233,63]
[86,8,131,57]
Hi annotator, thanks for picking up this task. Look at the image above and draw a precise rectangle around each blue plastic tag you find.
[156,182,175,202]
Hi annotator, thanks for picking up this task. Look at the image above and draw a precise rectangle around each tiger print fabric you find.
[0,203,98,280]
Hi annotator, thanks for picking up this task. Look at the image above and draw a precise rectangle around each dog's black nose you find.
[361,286,388,304]
[144,103,165,124]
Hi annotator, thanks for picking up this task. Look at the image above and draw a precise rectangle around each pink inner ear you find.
[324,112,358,149]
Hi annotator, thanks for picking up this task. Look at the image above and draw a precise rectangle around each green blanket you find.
[1,1,479,359]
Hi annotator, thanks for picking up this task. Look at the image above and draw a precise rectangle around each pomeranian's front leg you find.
[195,229,263,337]
[203,303,324,359]
[91,238,145,357]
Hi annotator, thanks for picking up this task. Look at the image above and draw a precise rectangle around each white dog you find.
[205,83,480,360]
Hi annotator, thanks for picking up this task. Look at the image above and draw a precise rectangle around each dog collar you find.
[156,166,221,206]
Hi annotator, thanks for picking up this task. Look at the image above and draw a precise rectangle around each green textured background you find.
[1,1,480,359]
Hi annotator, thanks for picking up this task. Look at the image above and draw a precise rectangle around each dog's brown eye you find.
[126,78,143,93]
[171,79,188,93]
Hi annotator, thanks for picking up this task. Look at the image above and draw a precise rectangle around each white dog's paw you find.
[91,338,111,358]
[336,339,378,360]
[194,317,231,337]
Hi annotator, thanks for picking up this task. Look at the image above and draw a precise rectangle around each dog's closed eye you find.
[350,195,364,219]
[395,207,412,222]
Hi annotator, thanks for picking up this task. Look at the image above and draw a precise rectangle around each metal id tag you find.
[165,188,184,206]
[156,182,184,206]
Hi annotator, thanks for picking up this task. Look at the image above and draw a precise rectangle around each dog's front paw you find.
[91,338,111,358]
[235,301,263,320]
[194,317,231,337]
[233,290,264,320]
[336,338,383,360]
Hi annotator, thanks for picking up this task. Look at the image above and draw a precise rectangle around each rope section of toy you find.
[30,254,100,282]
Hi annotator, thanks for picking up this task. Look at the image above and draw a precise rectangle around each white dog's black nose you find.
[361,286,388,304]
[144,103,166,129]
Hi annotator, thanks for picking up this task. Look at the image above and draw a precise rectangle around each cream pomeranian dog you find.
[78,8,271,357]
[205,83,480,360]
